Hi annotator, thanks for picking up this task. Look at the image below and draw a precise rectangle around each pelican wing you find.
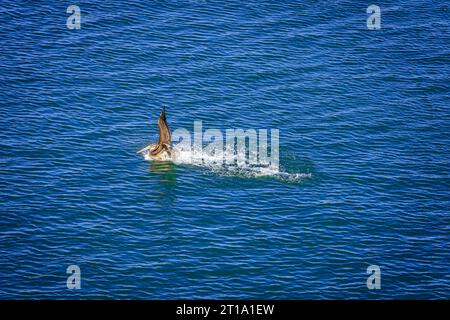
[157,108,171,146]
[149,108,171,157]
[138,108,172,157]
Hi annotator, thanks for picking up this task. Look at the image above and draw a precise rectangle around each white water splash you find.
[143,145,311,182]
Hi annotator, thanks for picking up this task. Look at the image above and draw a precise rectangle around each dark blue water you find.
[0,0,449,299]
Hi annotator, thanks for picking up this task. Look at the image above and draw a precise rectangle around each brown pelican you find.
[137,107,173,160]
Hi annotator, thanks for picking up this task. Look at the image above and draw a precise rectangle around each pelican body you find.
[137,108,173,160]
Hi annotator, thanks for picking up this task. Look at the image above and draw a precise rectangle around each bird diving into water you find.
[137,107,173,160]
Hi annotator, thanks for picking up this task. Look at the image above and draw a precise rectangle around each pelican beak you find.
[137,144,153,154]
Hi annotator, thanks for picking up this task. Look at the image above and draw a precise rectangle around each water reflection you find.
[149,161,177,206]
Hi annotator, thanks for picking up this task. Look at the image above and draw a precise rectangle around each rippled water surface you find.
[0,1,449,299]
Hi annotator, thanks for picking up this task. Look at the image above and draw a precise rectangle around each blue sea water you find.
[0,0,449,299]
